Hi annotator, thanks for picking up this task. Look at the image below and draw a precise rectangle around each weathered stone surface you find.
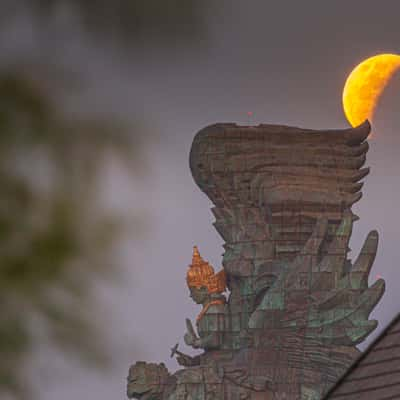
[127,121,385,400]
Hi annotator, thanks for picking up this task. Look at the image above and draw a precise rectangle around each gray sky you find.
[3,1,400,399]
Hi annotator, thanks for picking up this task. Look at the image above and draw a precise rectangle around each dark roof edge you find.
[322,312,400,399]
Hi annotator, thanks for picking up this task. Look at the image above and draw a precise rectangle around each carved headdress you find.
[186,246,226,294]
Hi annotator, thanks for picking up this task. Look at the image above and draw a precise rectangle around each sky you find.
[3,1,400,399]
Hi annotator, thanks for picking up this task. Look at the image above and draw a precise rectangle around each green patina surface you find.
[127,122,385,400]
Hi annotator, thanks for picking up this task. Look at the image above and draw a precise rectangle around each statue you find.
[127,121,385,400]
[184,246,228,352]
[127,360,272,400]
[127,362,173,400]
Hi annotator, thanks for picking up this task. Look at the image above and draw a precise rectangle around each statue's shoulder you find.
[197,297,227,324]
[206,298,227,313]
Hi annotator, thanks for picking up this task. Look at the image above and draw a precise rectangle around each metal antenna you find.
[247,111,253,126]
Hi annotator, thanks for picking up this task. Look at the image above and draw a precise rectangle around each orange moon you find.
[342,53,400,127]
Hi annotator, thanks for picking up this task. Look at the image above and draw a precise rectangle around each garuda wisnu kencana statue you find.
[127,121,385,400]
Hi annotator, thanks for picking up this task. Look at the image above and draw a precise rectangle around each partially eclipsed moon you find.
[343,53,400,127]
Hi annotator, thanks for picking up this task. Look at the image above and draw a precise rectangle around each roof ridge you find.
[322,312,400,399]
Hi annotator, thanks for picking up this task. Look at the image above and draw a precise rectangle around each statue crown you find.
[186,246,226,294]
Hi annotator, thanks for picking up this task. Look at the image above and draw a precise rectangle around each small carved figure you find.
[127,362,174,400]
[184,247,228,351]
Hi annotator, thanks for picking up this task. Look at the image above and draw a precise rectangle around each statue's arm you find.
[185,313,224,350]
[184,330,217,349]
[176,353,201,367]
[194,332,220,349]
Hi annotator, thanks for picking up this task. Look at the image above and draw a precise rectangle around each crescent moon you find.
[343,53,400,127]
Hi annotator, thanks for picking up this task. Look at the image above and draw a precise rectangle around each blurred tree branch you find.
[0,2,208,398]
[0,71,134,398]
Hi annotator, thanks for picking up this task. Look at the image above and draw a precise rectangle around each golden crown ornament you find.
[186,246,226,294]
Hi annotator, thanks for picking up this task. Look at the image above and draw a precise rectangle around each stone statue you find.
[127,360,272,400]
[127,121,385,400]
[184,246,228,352]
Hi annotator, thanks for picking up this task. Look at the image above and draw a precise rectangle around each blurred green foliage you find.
[0,1,207,398]
[0,72,133,398]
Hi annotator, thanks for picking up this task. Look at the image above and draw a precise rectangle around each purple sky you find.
[2,1,400,399]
